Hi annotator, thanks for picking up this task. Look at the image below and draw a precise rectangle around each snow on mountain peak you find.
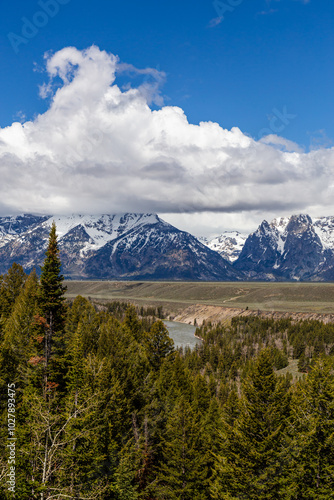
[0,213,163,255]
[0,213,239,280]
[270,216,291,233]
[199,231,247,262]
[41,213,162,255]
[313,216,334,250]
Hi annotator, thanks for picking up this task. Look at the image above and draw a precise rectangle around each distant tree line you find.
[0,223,333,498]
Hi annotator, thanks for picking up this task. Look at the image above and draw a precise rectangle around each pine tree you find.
[114,442,140,500]
[284,356,334,499]
[0,270,43,387]
[16,377,108,500]
[39,222,67,392]
[211,349,290,499]
[155,397,209,499]
[0,262,27,328]
[123,305,143,342]
[144,320,174,370]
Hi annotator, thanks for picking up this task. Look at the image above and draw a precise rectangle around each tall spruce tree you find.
[39,222,67,392]
[284,356,334,499]
[155,396,209,499]
[144,320,174,370]
[211,349,290,499]
[0,262,27,328]
[1,270,43,387]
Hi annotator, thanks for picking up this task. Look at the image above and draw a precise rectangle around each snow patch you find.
[199,231,247,262]
[40,213,161,256]
[313,216,334,250]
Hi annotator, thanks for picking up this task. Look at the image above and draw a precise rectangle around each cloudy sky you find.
[1,0,334,236]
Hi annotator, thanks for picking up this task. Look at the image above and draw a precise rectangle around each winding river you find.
[163,320,202,350]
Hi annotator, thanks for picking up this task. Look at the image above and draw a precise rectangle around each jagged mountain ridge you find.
[234,214,334,281]
[0,215,50,248]
[0,213,240,281]
[2,213,334,281]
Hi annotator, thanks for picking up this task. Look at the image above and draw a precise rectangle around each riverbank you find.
[66,281,334,315]
[65,281,334,326]
[163,320,201,349]
[173,304,334,326]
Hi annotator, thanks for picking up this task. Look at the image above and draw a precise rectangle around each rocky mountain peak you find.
[3,212,334,282]
[0,213,239,281]
[234,213,333,281]
[285,214,313,234]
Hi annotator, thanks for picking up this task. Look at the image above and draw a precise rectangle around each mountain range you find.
[1,212,334,281]
[0,213,238,281]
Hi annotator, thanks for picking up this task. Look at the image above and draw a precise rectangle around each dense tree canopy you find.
[0,236,334,498]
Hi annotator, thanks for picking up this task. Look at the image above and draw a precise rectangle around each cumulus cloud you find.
[0,45,333,227]
[259,134,304,153]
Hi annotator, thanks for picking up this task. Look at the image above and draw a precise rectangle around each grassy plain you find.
[65,280,334,315]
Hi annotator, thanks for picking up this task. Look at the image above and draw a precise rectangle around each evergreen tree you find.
[284,356,334,499]
[114,442,140,500]
[0,270,43,387]
[16,379,108,500]
[39,222,67,392]
[145,320,174,370]
[155,397,209,499]
[65,295,95,338]
[123,305,143,342]
[211,349,290,499]
[0,262,27,328]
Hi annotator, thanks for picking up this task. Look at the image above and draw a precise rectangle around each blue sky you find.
[1,0,334,235]
[2,0,333,147]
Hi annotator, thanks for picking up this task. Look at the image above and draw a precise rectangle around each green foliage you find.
[39,221,67,328]
[0,262,27,327]
[144,320,174,370]
[1,270,43,387]
[39,222,67,391]
[284,357,334,499]
[123,305,144,342]
[155,397,210,499]
[1,250,334,499]
[114,443,140,500]
[211,349,290,499]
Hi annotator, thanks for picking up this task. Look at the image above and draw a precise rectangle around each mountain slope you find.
[234,214,334,281]
[0,214,240,281]
[4,212,334,282]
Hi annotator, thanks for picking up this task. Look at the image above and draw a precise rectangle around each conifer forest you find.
[0,224,334,499]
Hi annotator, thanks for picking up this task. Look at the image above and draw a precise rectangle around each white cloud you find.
[259,134,304,153]
[0,45,333,235]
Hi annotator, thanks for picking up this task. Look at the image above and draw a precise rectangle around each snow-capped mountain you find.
[0,213,240,281]
[0,215,49,248]
[199,231,247,263]
[3,212,334,281]
[234,214,334,281]
[313,217,334,251]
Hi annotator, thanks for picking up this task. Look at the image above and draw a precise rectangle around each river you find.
[163,320,202,350]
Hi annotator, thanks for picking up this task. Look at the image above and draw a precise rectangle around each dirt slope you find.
[173,304,334,326]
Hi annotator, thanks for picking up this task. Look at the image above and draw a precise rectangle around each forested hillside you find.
[0,225,334,499]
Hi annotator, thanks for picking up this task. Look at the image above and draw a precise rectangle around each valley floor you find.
[65,280,334,324]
